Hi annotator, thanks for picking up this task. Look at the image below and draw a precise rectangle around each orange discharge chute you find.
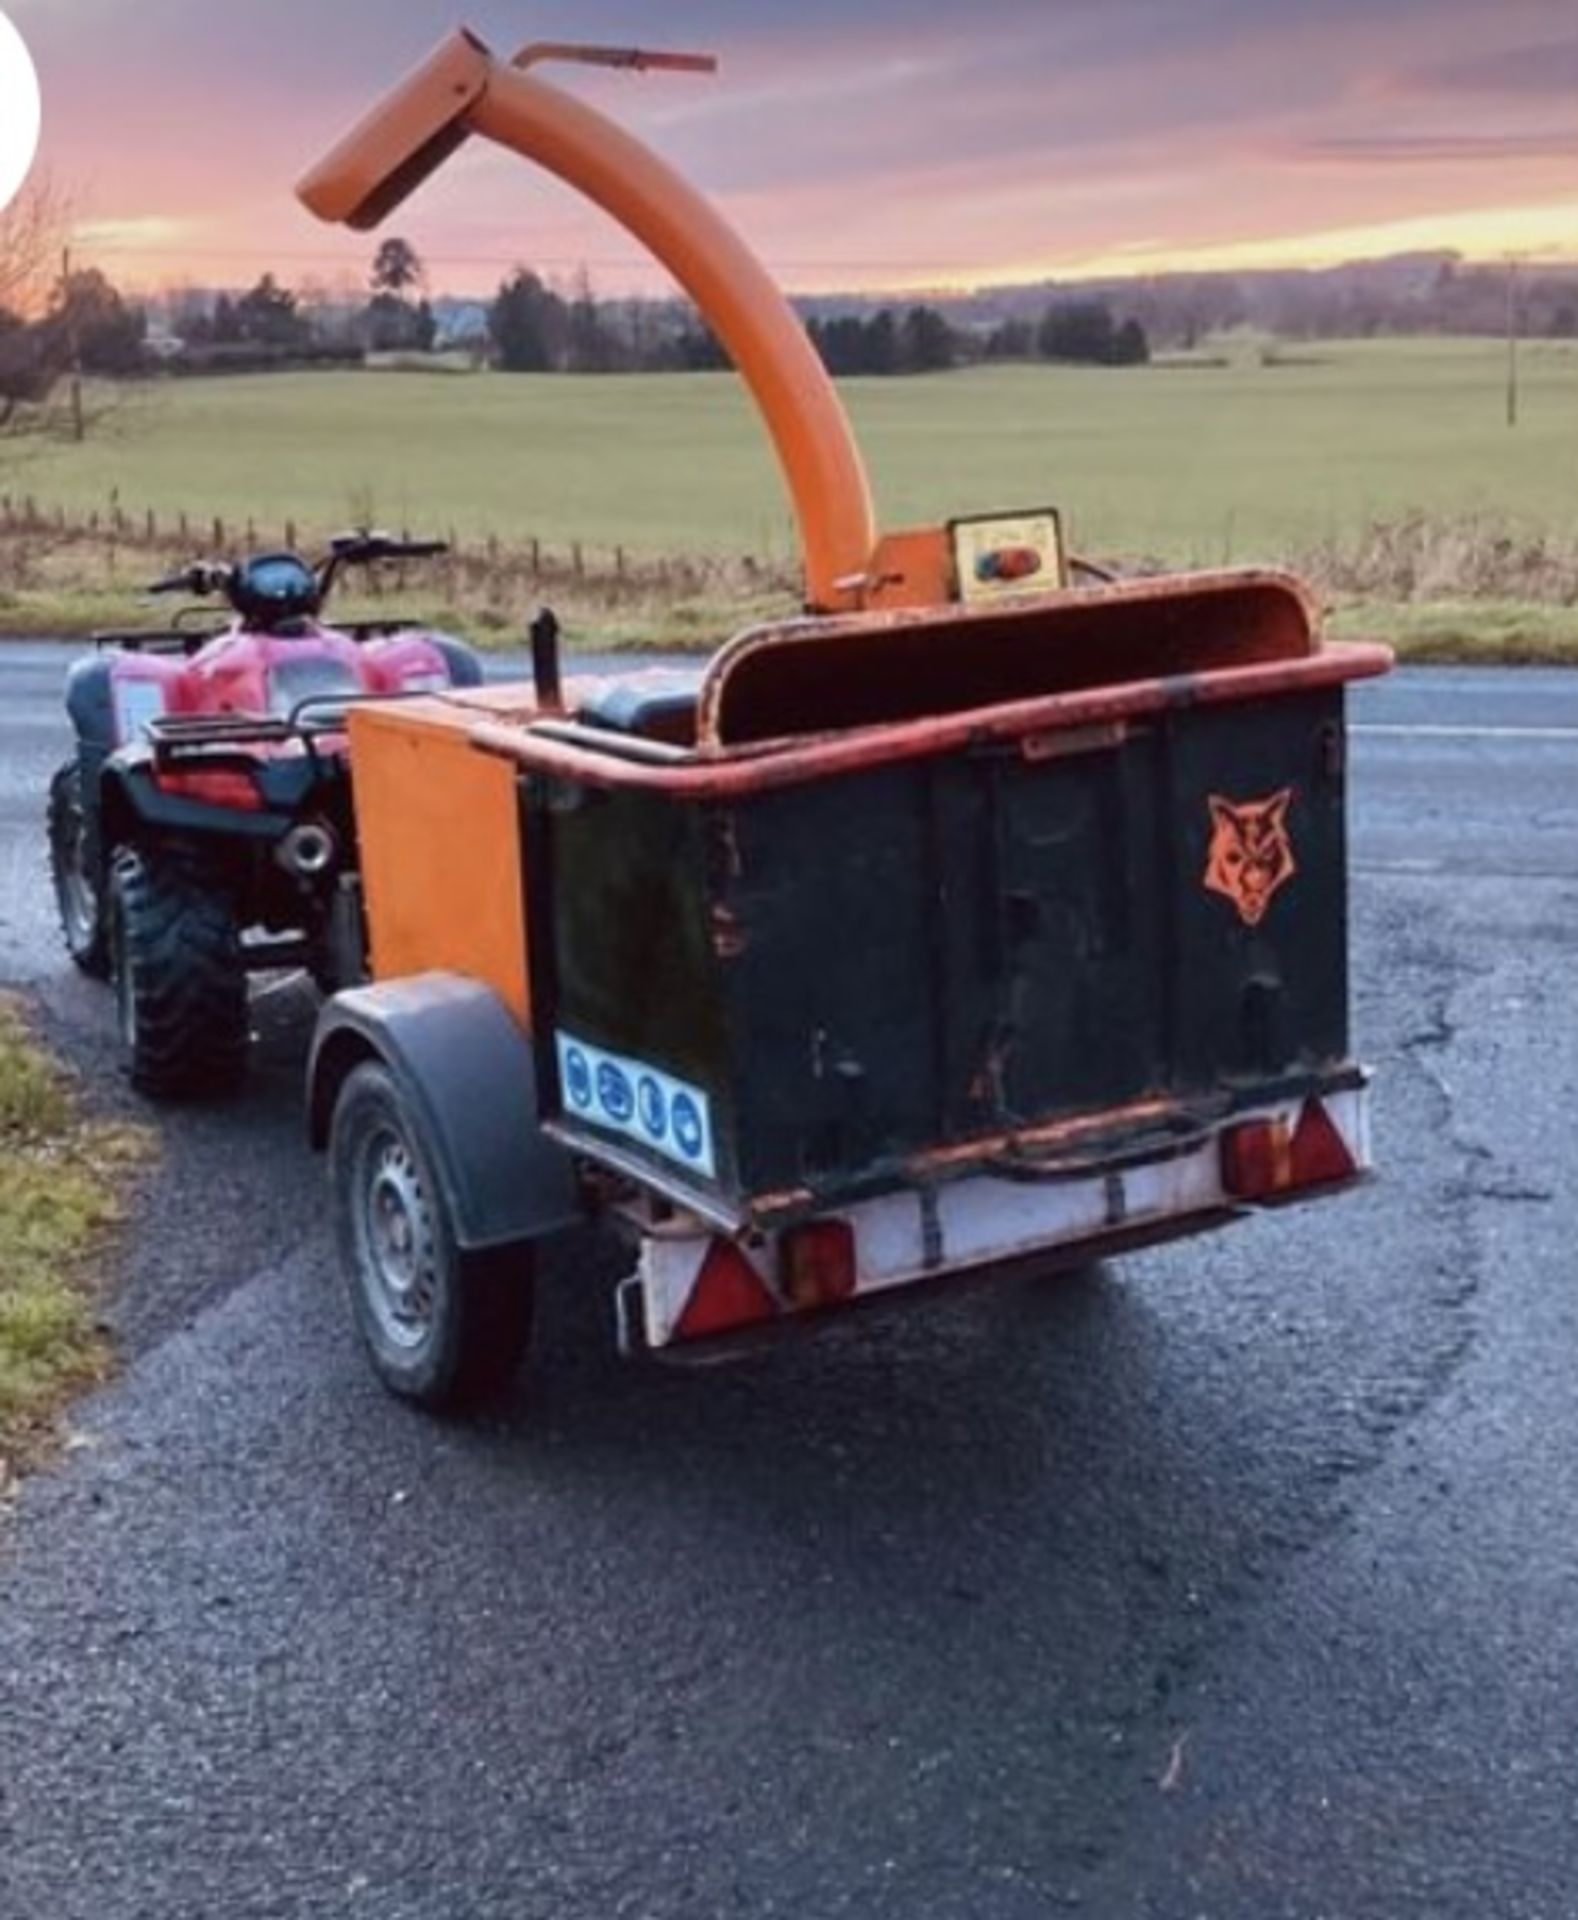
[297,30,883,614]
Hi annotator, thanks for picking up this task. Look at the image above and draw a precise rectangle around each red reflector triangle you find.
[1290,1099,1356,1185]
[674,1240,777,1342]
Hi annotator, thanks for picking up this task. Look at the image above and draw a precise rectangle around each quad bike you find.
[48,532,482,1098]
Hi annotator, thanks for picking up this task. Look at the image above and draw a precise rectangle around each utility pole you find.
[1504,254,1520,430]
[61,245,84,443]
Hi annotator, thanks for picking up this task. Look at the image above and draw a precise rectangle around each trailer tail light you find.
[153,767,263,812]
[780,1218,857,1311]
[671,1239,777,1342]
[1220,1099,1357,1202]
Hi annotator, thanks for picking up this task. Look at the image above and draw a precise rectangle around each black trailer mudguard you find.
[308,973,584,1250]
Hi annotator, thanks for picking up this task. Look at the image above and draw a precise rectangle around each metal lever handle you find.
[511,43,718,76]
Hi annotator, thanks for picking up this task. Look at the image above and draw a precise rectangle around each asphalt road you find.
[0,643,1575,1919]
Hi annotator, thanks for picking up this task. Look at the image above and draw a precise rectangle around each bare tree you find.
[0,180,72,433]
[0,177,64,315]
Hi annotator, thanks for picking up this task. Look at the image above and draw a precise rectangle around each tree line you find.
[9,188,1578,434]
[3,204,1156,416]
[954,256,1578,351]
[488,270,1150,375]
[801,299,1149,374]
[982,303,1150,367]
[160,240,1161,378]
[177,239,438,363]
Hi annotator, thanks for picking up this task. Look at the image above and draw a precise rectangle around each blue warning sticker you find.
[556,1032,716,1180]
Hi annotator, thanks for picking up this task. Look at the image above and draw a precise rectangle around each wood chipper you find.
[295,29,1392,1411]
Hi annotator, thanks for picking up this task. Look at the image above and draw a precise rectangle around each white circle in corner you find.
[0,9,42,217]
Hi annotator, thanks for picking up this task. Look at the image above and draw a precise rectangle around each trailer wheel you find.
[329,1060,536,1412]
[47,761,111,979]
[109,847,249,1099]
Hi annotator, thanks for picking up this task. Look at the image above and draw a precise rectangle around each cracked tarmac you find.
[0,649,1575,1918]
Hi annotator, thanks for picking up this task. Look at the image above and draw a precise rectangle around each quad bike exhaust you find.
[277,821,339,880]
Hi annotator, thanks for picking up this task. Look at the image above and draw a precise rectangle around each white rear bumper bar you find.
[627,1084,1371,1353]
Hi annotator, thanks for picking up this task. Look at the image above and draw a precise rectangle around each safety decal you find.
[556,1032,717,1180]
[1204,788,1297,928]
[950,508,1066,605]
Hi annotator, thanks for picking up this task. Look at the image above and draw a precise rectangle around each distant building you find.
[143,330,186,364]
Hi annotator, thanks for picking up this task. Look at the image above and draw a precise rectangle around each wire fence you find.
[0,493,799,610]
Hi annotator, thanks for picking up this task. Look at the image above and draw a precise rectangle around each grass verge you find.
[3,523,1578,665]
[0,575,796,654]
[5,579,1577,664]
[0,998,145,1489]
[1329,599,1578,664]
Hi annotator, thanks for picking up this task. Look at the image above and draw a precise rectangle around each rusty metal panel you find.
[535,684,1352,1217]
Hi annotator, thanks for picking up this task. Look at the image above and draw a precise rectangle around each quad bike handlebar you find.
[146,562,231,598]
[326,530,451,563]
[319,530,451,595]
[145,532,451,605]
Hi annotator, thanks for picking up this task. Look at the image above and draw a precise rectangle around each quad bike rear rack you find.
[146,692,425,766]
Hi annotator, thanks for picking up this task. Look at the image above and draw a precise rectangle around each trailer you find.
[295,30,1391,1409]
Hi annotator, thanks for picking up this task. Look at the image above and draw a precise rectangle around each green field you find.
[3,336,1577,654]
[3,336,1575,559]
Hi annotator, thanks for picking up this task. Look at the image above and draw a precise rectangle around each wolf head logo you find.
[1204,789,1296,927]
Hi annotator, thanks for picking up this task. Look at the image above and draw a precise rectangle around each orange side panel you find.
[349,698,534,1027]
[862,526,956,611]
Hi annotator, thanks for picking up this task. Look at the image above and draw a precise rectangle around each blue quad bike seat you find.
[574,668,704,747]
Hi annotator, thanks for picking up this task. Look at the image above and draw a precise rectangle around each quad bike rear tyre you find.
[47,760,111,979]
[109,847,250,1099]
[329,1060,537,1412]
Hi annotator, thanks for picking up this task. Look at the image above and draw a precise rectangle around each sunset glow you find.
[11,0,1577,295]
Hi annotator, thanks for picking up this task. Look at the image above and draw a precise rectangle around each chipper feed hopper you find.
[296,30,1392,1411]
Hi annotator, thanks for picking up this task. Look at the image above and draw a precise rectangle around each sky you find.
[11,0,1578,296]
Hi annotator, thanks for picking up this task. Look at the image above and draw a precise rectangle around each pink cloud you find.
[21,0,1578,293]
